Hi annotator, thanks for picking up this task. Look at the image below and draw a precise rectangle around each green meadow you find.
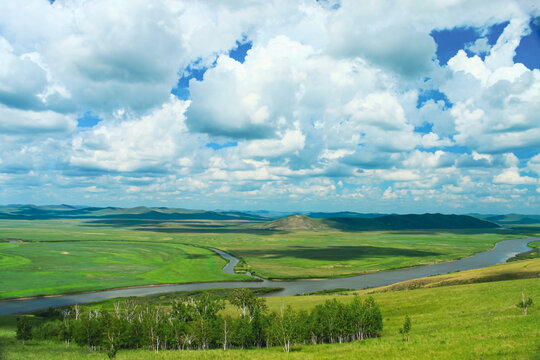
[0,240,250,299]
[0,219,538,298]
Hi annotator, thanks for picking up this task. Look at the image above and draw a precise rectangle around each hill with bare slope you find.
[259,214,329,231]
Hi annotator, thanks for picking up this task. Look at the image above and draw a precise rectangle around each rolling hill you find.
[259,214,327,231]
[479,214,540,225]
[0,205,267,221]
[258,213,499,231]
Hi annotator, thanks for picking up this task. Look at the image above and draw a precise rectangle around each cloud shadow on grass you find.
[82,219,286,235]
[242,245,441,261]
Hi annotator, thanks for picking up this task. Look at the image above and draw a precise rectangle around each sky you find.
[0,0,539,214]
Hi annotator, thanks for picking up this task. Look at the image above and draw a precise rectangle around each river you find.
[0,237,535,315]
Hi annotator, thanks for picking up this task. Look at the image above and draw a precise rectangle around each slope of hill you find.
[306,212,387,218]
[256,213,500,231]
[483,214,540,225]
[259,214,328,231]
[324,213,499,231]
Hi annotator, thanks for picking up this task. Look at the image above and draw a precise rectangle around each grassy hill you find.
[259,214,328,231]
[257,213,499,232]
[324,213,499,231]
[483,214,540,225]
[306,211,386,218]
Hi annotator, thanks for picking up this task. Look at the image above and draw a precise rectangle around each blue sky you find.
[0,0,539,213]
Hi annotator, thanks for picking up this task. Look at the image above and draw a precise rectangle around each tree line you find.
[24,289,383,357]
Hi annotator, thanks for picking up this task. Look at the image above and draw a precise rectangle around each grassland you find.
[1,218,538,299]
[0,276,538,359]
[0,240,250,299]
[198,230,527,279]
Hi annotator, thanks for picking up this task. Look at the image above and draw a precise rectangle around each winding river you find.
[0,237,536,315]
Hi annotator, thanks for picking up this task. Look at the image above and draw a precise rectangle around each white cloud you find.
[0,105,76,134]
[69,96,192,172]
[442,18,540,154]
[493,167,538,185]
[186,36,315,139]
[0,37,48,110]
[241,129,305,158]
[382,186,397,199]
[527,154,540,175]
[0,0,539,212]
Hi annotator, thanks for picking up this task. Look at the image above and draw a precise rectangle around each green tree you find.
[101,310,123,358]
[73,310,102,351]
[228,288,267,322]
[16,317,33,345]
[271,305,297,352]
[231,315,254,349]
[399,315,411,341]
[363,296,383,338]
[517,292,533,315]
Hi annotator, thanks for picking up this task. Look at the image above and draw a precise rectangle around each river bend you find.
[0,237,535,315]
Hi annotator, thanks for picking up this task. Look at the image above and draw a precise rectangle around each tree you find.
[185,294,224,350]
[399,315,411,341]
[363,296,383,338]
[228,288,267,322]
[216,315,232,351]
[231,315,254,349]
[16,317,33,345]
[517,292,533,315]
[271,305,297,352]
[73,310,102,352]
[60,308,73,347]
[101,310,123,358]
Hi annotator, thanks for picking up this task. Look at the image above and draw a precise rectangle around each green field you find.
[1,274,538,359]
[193,229,526,279]
[0,218,537,298]
[0,240,250,299]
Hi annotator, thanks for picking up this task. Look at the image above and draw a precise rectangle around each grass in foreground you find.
[0,276,538,359]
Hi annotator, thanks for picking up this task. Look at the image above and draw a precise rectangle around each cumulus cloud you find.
[528,154,540,175]
[0,105,76,135]
[69,96,193,172]
[0,37,49,110]
[328,14,436,77]
[0,0,538,212]
[186,36,314,139]
[441,18,540,154]
[493,167,538,184]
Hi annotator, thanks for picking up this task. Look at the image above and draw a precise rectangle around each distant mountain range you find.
[233,210,389,219]
[0,205,537,230]
[470,213,540,225]
[0,205,266,221]
[259,213,500,231]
